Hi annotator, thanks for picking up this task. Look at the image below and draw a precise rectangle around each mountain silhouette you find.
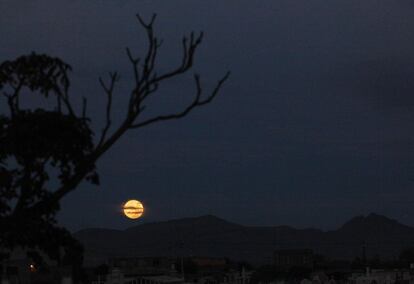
[74,214,414,266]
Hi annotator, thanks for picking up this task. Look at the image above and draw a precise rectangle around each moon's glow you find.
[123,199,144,219]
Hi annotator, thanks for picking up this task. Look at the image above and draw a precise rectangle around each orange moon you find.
[123,200,144,219]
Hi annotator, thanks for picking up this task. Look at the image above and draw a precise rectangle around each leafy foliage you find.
[0,53,95,267]
[0,53,70,97]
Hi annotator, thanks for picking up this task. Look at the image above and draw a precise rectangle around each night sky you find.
[2,1,414,232]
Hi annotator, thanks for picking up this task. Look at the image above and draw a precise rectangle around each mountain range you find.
[74,213,414,266]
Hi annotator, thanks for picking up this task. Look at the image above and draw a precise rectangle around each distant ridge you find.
[339,213,410,232]
[124,214,242,232]
[74,213,414,266]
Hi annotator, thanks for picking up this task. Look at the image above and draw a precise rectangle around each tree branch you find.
[130,72,230,129]
[97,72,119,149]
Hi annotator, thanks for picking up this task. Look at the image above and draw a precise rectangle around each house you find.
[348,268,414,284]
[108,257,176,276]
[273,249,314,271]
[103,268,184,284]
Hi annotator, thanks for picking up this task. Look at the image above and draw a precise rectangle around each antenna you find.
[362,240,367,265]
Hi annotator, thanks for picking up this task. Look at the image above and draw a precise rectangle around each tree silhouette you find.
[399,247,414,266]
[0,14,229,273]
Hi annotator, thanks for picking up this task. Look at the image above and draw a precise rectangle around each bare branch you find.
[126,47,141,86]
[4,80,24,116]
[53,86,75,117]
[97,72,119,148]
[136,13,156,29]
[130,72,230,129]
[149,32,203,84]
[125,14,204,117]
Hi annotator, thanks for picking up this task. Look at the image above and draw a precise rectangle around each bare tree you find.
[0,14,229,271]
[56,14,228,207]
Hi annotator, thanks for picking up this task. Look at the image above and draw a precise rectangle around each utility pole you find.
[178,240,185,280]
[362,241,367,266]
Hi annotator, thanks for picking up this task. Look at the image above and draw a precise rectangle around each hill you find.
[74,213,414,266]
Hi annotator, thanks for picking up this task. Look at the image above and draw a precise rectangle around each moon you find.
[123,199,144,219]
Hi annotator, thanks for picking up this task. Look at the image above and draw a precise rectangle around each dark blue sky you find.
[2,1,414,231]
